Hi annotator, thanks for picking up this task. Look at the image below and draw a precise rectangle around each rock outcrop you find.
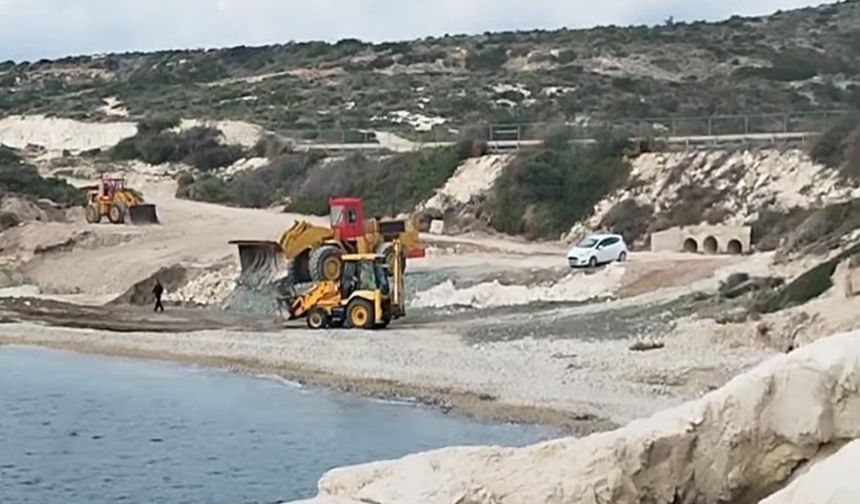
[760,439,860,504]
[288,332,860,504]
[568,149,860,244]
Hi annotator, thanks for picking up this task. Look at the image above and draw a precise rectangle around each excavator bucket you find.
[225,240,292,314]
[128,204,160,224]
[229,240,288,287]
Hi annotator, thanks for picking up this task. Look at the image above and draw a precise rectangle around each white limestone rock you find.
[289,332,860,504]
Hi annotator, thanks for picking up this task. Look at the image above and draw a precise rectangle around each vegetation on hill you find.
[111,118,247,170]
[489,128,632,239]
[0,145,83,208]
[1,2,860,133]
[176,143,471,216]
[810,113,860,178]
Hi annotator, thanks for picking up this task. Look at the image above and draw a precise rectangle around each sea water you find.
[0,347,554,504]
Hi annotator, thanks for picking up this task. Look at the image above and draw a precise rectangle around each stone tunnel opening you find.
[728,239,743,255]
[704,236,719,254]
[683,238,699,253]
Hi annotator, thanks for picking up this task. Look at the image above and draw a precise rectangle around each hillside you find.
[1,2,860,137]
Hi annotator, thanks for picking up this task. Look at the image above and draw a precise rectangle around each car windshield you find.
[576,238,599,248]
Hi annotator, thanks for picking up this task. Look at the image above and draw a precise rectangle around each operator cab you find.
[98,177,126,198]
[329,197,365,240]
[340,255,390,297]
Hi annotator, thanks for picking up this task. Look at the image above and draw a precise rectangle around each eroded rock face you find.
[289,332,860,504]
[761,439,860,504]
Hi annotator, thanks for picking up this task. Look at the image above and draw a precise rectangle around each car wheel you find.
[589,256,598,268]
[618,252,628,263]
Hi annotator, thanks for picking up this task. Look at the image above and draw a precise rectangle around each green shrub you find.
[175,174,229,204]
[345,147,463,216]
[489,127,632,238]
[176,152,321,209]
[138,132,182,164]
[736,48,846,82]
[227,174,270,208]
[600,199,654,244]
[0,211,20,231]
[288,196,330,215]
[187,144,245,171]
[556,49,577,64]
[466,46,508,71]
[253,135,293,158]
[751,207,813,251]
[111,123,247,170]
[810,114,860,168]
[0,151,83,207]
[138,115,180,134]
[0,145,22,165]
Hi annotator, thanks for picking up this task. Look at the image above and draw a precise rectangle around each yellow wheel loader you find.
[284,241,406,330]
[230,197,424,291]
[84,175,159,225]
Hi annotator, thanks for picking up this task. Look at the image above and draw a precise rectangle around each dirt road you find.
[3,179,325,300]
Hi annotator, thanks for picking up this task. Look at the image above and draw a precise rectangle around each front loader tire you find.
[310,245,343,282]
[306,308,329,330]
[377,243,407,274]
[108,202,126,224]
[346,299,374,330]
[85,205,101,224]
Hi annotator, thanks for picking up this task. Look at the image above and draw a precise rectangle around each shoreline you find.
[0,336,616,435]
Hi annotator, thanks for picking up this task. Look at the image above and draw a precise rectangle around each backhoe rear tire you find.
[108,203,126,224]
[310,245,343,282]
[85,205,101,224]
[346,299,374,330]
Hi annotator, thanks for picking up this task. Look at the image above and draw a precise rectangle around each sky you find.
[0,0,827,62]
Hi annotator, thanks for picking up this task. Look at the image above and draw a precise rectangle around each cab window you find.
[347,208,357,223]
[330,206,345,225]
[357,262,377,290]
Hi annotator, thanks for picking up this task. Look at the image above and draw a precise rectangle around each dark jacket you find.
[152,282,164,297]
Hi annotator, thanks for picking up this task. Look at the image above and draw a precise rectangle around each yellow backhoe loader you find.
[283,240,406,330]
[84,175,159,225]
[230,196,424,291]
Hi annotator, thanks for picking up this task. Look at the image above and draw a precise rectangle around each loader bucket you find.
[225,240,290,315]
[229,240,288,287]
[129,204,160,224]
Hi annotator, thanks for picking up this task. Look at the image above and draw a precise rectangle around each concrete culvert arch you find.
[683,238,699,253]
[727,239,743,255]
[704,236,719,254]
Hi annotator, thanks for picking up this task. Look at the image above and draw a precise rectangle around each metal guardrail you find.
[273,110,854,152]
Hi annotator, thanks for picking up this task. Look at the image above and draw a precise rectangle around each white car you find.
[567,234,628,268]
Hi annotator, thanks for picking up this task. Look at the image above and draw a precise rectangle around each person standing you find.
[153,279,165,313]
